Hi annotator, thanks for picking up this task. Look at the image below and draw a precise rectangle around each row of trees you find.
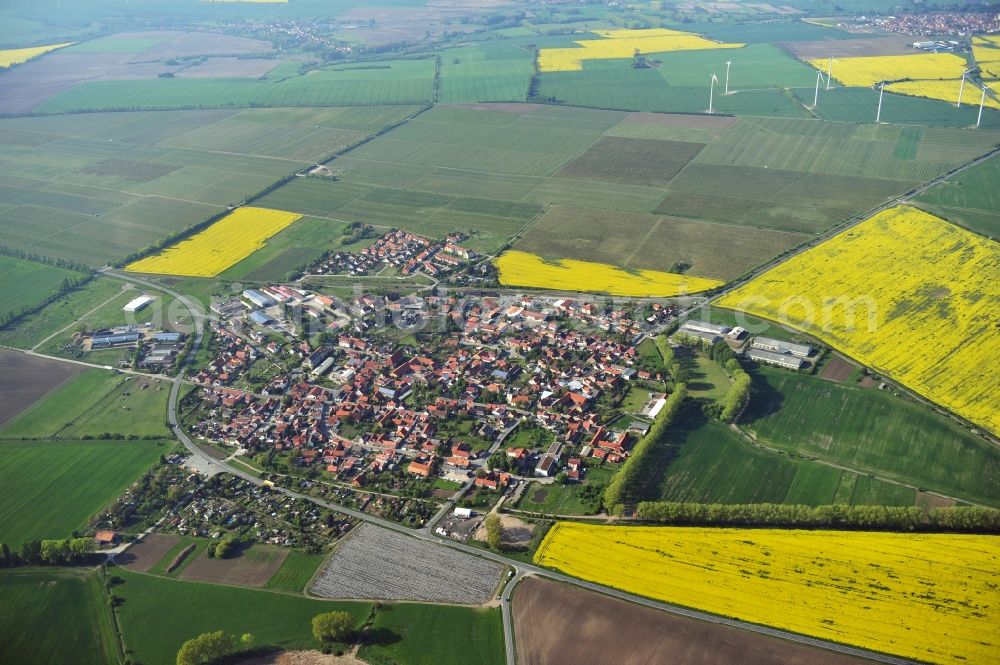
[636,502,1000,533]
[484,513,502,551]
[672,333,751,422]
[603,384,688,514]
[0,538,92,568]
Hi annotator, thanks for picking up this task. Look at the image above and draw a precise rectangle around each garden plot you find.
[309,524,502,604]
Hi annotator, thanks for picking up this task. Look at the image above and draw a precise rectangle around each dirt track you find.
[513,577,866,665]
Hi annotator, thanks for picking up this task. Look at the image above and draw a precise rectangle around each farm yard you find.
[0,106,417,266]
[0,439,166,547]
[309,523,503,604]
[0,568,119,665]
[719,205,1000,437]
[0,349,81,426]
[534,524,1000,665]
[513,577,865,665]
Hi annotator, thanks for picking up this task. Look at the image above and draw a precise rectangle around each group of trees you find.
[0,538,93,568]
[176,631,254,665]
[603,384,688,514]
[671,334,751,423]
[484,513,502,551]
[635,502,1000,533]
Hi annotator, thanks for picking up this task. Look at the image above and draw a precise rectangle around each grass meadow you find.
[0,254,83,320]
[0,568,119,665]
[359,603,505,665]
[0,439,166,546]
[916,154,1000,238]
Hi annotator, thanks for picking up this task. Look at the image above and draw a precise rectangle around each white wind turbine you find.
[977,85,988,128]
[707,73,719,114]
[826,57,835,91]
[724,60,732,95]
[812,70,824,108]
[957,68,974,108]
[875,82,886,124]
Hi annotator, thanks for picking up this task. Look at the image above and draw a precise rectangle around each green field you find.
[0,370,172,439]
[263,549,326,592]
[438,42,533,104]
[0,106,418,265]
[221,215,352,282]
[359,603,504,665]
[916,154,1000,238]
[0,439,166,546]
[790,86,1000,127]
[34,60,436,113]
[0,568,119,665]
[0,254,83,322]
[0,277,125,349]
[114,569,504,665]
[682,350,731,401]
[653,408,915,506]
[741,367,1000,506]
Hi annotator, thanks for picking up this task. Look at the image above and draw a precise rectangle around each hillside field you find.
[718,205,1000,436]
[0,439,166,546]
[0,568,119,665]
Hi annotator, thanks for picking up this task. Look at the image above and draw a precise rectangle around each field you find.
[513,577,865,665]
[118,532,181,572]
[0,255,83,322]
[538,28,743,73]
[438,42,533,104]
[0,568,119,665]
[0,41,72,67]
[886,79,1000,111]
[973,35,1000,79]
[0,370,173,439]
[495,250,723,297]
[126,206,301,277]
[790,86,1000,127]
[0,350,81,426]
[309,523,502,604]
[0,439,166,546]
[718,205,1000,436]
[178,544,288,587]
[34,59,436,113]
[263,549,326,592]
[652,408,915,507]
[358,603,504,665]
[534,524,1000,665]
[741,367,1000,506]
[810,52,968,88]
[0,106,416,265]
[0,278,126,349]
[517,466,615,515]
[917,154,1000,238]
[114,568,370,665]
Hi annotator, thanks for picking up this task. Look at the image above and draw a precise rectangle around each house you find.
[408,458,434,478]
[535,454,558,477]
[94,530,119,546]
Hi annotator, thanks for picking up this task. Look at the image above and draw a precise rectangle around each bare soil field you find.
[819,356,854,383]
[514,577,866,665]
[916,492,957,511]
[118,533,180,572]
[309,523,502,604]
[0,350,81,426]
[474,514,534,548]
[623,112,738,129]
[175,57,279,79]
[781,35,917,60]
[556,137,705,187]
[239,651,367,665]
[0,31,272,113]
[179,545,288,587]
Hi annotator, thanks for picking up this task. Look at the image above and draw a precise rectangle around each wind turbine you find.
[708,73,719,114]
[724,60,732,95]
[977,85,987,128]
[957,68,974,108]
[875,82,885,124]
[826,57,835,91]
[812,70,824,108]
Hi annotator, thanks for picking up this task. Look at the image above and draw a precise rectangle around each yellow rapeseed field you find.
[973,36,1000,79]
[495,250,722,297]
[0,42,74,68]
[717,205,1000,435]
[886,78,1000,110]
[809,52,968,87]
[538,28,742,73]
[535,523,1000,665]
[126,207,301,277]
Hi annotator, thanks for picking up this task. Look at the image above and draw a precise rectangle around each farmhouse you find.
[748,348,805,370]
[751,336,813,358]
[123,295,154,313]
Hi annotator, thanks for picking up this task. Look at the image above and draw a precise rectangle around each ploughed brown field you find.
[513,577,866,665]
[118,533,181,572]
[179,544,288,587]
[0,350,81,426]
[819,355,855,383]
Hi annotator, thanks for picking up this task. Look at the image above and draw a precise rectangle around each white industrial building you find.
[751,336,813,358]
[680,320,730,336]
[748,348,805,370]
[123,295,154,312]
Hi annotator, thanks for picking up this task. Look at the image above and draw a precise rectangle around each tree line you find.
[0,244,93,329]
[603,384,687,515]
[635,502,1000,533]
[0,538,93,568]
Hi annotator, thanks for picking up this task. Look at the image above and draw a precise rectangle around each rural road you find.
[139,274,918,665]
